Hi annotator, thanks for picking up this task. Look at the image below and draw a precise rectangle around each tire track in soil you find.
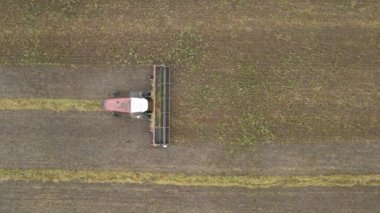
[0,111,379,176]
[0,181,379,213]
[0,65,379,176]
[0,65,152,99]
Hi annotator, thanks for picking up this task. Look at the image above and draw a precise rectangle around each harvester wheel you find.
[111,90,120,98]
[111,111,119,117]
[128,91,142,98]
[142,91,151,98]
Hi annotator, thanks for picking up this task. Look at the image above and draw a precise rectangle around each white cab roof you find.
[130,98,148,113]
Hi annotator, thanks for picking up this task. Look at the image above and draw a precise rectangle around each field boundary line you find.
[1,169,379,189]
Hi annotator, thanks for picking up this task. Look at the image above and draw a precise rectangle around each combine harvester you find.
[103,65,170,147]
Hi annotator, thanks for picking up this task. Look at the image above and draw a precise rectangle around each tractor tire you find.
[128,91,142,98]
[142,112,152,119]
[142,91,151,98]
[111,90,120,98]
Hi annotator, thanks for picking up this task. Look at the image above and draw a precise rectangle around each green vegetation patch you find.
[1,168,379,189]
[0,98,101,111]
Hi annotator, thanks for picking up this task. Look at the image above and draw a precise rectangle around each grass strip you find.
[0,98,101,111]
[0,168,379,189]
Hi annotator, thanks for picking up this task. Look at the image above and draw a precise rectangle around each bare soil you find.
[0,111,379,176]
[0,66,379,175]
[0,65,151,99]
[1,181,379,213]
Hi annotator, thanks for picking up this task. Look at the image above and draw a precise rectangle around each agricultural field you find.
[0,0,379,212]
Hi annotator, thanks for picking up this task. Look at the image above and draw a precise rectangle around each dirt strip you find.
[0,65,152,99]
[0,111,379,176]
[0,181,379,213]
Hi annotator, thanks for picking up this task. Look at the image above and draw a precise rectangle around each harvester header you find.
[152,65,170,147]
[102,64,170,147]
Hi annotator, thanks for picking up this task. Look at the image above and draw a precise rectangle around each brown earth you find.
[1,181,379,213]
[0,65,151,99]
[0,67,379,176]
[0,110,379,176]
